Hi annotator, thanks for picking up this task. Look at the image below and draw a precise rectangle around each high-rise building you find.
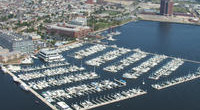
[86,0,96,4]
[0,30,35,54]
[160,0,174,16]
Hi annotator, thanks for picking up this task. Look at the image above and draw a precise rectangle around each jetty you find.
[2,66,58,110]
[152,68,200,90]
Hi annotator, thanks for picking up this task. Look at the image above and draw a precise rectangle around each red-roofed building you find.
[86,0,95,4]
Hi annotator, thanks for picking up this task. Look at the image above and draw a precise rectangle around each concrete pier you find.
[82,91,147,110]
[152,74,200,90]
[4,67,58,110]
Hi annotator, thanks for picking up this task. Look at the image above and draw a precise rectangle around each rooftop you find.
[47,23,90,32]
[0,30,31,42]
[40,48,60,55]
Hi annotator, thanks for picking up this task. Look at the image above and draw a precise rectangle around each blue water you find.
[1,21,200,110]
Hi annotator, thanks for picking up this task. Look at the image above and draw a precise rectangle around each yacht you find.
[122,73,137,79]
[21,57,33,64]
[20,83,29,91]
[38,48,65,63]
[1,65,8,73]
[12,76,20,83]
[142,79,145,85]
[107,36,116,41]
[57,101,72,110]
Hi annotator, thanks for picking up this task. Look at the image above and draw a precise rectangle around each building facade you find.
[0,51,21,63]
[70,17,87,26]
[47,23,92,38]
[0,31,35,54]
[160,0,174,16]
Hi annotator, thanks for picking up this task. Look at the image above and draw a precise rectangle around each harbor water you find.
[1,21,200,110]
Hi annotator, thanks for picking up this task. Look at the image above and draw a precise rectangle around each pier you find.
[80,89,147,110]
[103,44,200,64]
[139,50,200,64]
[152,70,200,90]
[3,66,58,110]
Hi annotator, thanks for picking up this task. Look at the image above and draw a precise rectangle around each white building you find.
[70,17,87,26]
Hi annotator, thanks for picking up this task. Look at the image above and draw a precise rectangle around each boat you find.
[1,65,8,74]
[20,83,29,91]
[122,73,137,79]
[12,76,20,83]
[57,101,72,110]
[110,31,121,36]
[7,65,21,72]
[21,57,33,64]
[107,36,116,41]
[142,79,145,85]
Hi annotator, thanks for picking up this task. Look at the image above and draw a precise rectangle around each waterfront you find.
[1,21,200,110]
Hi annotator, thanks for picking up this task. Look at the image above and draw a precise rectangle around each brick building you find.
[47,23,92,38]
[160,0,174,16]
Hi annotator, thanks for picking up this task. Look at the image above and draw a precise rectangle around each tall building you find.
[0,30,35,54]
[97,0,104,4]
[86,0,96,4]
[160,0,174,16]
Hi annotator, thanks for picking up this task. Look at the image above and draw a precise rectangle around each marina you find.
[149,58,184,80]
[151,67,200,90]
[86,47,131,66]
[2,40,200,110]
[103,49,147,73]
[1,21,200,110]
[73,44,107,59]
[18,64,85,81]
[28,72,99,90]
[123,55,167,79]
[2,39,200,110]
[21,61,70,72]
[42,79,126,102]
[71,88,146,110]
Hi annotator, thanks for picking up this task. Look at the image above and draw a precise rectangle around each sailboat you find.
[142,79,145,85]
[80,61,84,71]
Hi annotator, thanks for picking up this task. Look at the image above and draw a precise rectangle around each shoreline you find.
[138,14,200,26]
[2,66,57,110]
[141,19,200,26]
[94,16,200,35]
[94,19,137,33]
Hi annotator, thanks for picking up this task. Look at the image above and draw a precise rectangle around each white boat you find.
[7,65,21,72]
[107,36,116,41]
[1,65,8,74]
[57,101,72,110]
[20,83,29,91]
[142,80,145,85]
[122,73,137,79]
[13,76,20,83]
[21,57,33,64]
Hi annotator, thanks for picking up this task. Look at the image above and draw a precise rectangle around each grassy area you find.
[105,10,120,16]
[148,0,160,4]
[173,6,189,13]
[88,17,132,31]
[94,9,121,16]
